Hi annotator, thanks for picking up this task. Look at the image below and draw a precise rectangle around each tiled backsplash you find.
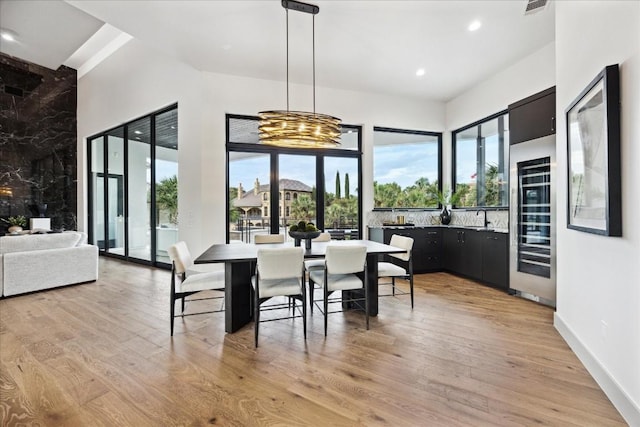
[367,209,509,230]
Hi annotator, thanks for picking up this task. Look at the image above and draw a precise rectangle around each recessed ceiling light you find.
[468,20,482,32]
[0,29,17,42]
[134,130,142,134]
[416,68,426,77]
[170,126,176,129]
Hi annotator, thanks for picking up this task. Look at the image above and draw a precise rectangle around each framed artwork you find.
[566,64,621,236]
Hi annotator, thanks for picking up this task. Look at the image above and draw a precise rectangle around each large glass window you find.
[373,127,442,208]
[453,112,509,207]
[226,114,362,242]
[325,156,359,239]
[87,104,178,267]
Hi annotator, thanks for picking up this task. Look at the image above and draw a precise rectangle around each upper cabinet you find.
[508,87,556,145]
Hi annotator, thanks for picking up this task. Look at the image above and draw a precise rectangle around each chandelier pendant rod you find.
[286,8,290,112]
[312,14,316,115]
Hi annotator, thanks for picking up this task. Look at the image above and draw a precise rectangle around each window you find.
[226,114,362,243]
[87,104,178,267]
[452,112,509,207]
[373,127,442,208]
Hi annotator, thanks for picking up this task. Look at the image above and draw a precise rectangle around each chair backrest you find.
[388,234,413,262]
[325,244,367,274]
[313,232,332,242]
[254,234,285,244]
[167,241,193,274]
[257,247,304,280]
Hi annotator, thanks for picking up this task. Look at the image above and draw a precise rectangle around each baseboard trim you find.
[554,313,640,426]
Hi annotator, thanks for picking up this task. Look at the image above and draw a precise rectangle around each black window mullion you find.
[316,156,325,230]
[270,152,279,234]
[477,125,485,206]
[498,116,506,205]
[123,126,129,259]
[102,135,109,253]
[150,115,157,265]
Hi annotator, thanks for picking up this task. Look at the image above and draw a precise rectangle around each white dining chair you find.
[168,241,225,336]
[378,234,414,308]
[252,246,306,347]
[308,244,368,336]
[254,234,285,244]
[303,232,331,312]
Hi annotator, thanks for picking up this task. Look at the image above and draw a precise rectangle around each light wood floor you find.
[0,257,626,426]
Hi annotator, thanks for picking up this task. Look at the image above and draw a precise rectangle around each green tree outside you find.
[156,175,178,224]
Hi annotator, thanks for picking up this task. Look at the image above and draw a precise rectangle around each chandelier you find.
[259,0,341,148]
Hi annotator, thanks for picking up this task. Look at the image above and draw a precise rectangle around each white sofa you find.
[0,231,98,297]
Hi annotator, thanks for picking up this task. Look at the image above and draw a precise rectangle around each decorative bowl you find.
[289,230,321,248]
[288,230,321,240]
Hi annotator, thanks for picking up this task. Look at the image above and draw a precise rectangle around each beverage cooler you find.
[509,134,556,306]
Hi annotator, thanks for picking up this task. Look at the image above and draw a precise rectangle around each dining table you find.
[194,239,405,333]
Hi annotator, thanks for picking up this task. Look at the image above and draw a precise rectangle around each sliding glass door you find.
[88,104,178,267]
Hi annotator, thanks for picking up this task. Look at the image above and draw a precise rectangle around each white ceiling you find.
[1,0,555,102]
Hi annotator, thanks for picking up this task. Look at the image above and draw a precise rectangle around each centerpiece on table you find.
[288,221,321,249]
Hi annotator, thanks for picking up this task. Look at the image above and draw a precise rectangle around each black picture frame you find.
[566,64,621,236]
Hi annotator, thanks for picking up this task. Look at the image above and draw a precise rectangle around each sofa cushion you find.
[0,232,83,255]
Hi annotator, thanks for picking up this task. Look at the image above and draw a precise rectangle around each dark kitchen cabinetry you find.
[480,231,508,290]
[443,228,482,280]
[369,227,442,273]
[370,226,509,291]
[508,86,556,145]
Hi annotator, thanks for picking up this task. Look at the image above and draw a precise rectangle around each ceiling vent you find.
[524,0,548,15]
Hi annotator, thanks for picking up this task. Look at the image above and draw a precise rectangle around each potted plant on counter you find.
[2,215,27,234]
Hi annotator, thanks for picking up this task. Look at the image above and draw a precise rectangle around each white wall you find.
[554,2,640,424]
[77,39,206,253]
[77,39,445,255]
[444,42,556,189]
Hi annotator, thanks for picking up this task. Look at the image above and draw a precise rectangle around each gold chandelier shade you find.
[259,0,341,149]
[259,110,341,148]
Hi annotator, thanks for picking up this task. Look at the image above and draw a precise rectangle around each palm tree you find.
[156,175,178,224]
[290,194,315,222]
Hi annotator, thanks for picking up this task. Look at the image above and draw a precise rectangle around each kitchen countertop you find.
[369,224,509,233]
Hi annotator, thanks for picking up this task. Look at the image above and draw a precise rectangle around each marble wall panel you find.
[0,53,77,231]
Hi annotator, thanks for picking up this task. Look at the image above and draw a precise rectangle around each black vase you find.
[440,206,451,225]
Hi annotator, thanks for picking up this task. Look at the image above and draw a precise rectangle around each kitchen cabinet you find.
[443,228,482,280]
[508,86,556,145]
[369,227,442,273]
[370,226,508,290]
[480,231,508,290]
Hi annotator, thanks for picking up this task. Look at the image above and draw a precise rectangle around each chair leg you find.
[324,288,329,337]
[410,275,414,308]
[170,296,175,336]
[302,288,307,340]
[392,277,396,296]
[254,297,260,348]
[365,283,370,331]
[181,296,185,313]
[309,280,315,313]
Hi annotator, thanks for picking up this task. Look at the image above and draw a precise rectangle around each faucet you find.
[476,209,491,228]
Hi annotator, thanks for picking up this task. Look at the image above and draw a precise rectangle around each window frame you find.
[225,114,363,241]
[372,126,443,211]
[451,110,509,208]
